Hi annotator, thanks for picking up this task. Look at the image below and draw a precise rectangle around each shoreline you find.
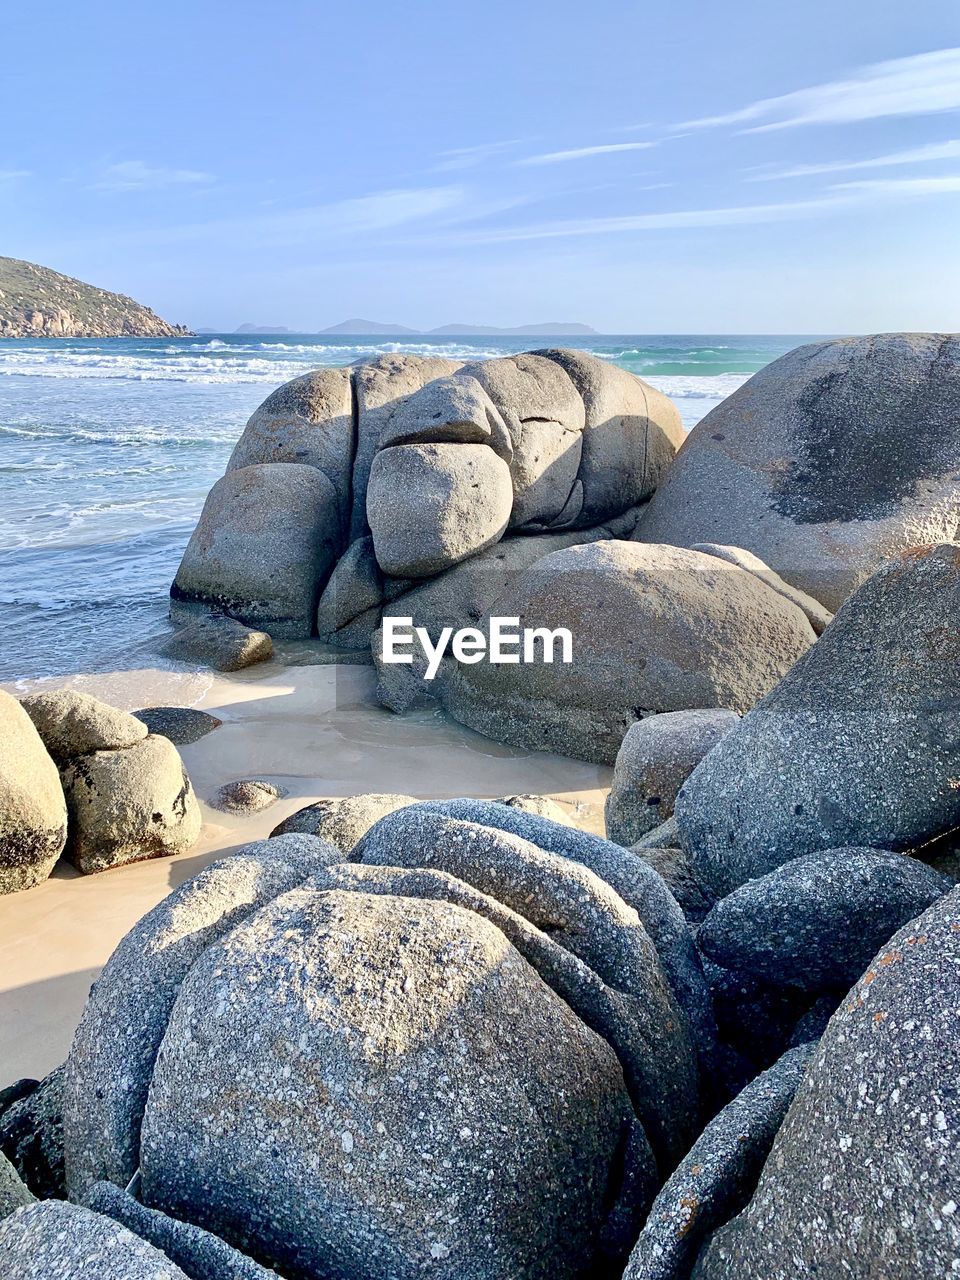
[0,658,609,1082]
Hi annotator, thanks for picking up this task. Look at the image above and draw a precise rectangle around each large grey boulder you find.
[61,735,202,875]
[226,365,355,532]
[171,462,342,638]
[691,543,833,635]
[0,1201,190,1279]
[639,333,960,610]
[442,540,816,765]
[86,1182,277,1280]
[64,835,341,1199]
[606,709,740,845]
[695,886,960,1279]
[141,888,636,1280]
[21,689,147,760]
[367,442,513,577]
[677,543,960,898]
[625,1043,814,1280]
[354,808,699,1166]
[698,848,951,992]
[0,1153,33,1221]
[270,792,416,852]
[372,799,719,1076]
[0,690,67,895]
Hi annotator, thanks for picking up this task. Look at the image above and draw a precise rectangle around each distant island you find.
[228,319,599,337]
[0,256,191,338]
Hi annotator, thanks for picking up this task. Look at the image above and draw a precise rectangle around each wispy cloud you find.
[682,47,960,132]
[436,140,524,171]
[436,172,960,245]
[749,139,960,180]
[90,160,215,192]
[0,170,30,183]
[517,141,657,166]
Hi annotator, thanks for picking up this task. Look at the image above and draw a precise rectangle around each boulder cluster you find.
[3,333,960,1276]
[0,689,201,894]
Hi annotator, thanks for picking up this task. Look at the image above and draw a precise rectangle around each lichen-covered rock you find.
[355,808,699,1166]
[442,541,815,765]
[161,615,274,672]
[86,1182,277,1280]
[0,1067,65,1200]
[640,333,960,610]
[171,463,342,638]
[210,778,287,814]
[367,442,513,577]
[677,543,960,898]
[140,889,636,1280]
[270,792,415,852]
[60,735,202,874]
[606,709,740,845]
[0,1153,33,1221]
[0,1201,190,1279]
[132,707,222,746]
[21,690,147,760]
[695,887,960,1279]
[698,848,951,992]
[0,690,67,895]
[625,1043,815,1280]
[64,835,341,1199]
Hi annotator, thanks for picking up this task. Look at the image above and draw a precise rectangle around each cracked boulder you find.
[140,888,638,1280]
[639,333,960,610]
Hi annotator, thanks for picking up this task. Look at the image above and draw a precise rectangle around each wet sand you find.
[0,659,610,1083]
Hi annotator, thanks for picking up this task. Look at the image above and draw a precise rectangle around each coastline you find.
[0,658,609,1081]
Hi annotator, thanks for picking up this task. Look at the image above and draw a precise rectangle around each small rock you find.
[606,709,740,845]
[0,1081,38,1118]
[132,707,222,745]
[632,845,715,922]
[161,615,273,672]
[0,1067,65,1200]
[788,994,840,1048]
[270,792,416,853]
[0,1152,33,1220]
[20,690,147,760]
[211,779,288,814]
[497,794,578,826]
[698,848,951,992]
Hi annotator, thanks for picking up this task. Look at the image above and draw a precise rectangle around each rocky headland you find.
[0,257,191,338]
[1,334,959,1278]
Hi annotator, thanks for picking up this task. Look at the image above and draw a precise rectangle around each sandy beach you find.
[0,657,609,1083]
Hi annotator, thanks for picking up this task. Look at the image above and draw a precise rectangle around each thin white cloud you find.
[517,141,657,166]
[682,47,960,132]
[91,161,215,192]
[440,172,960,244]
[436,140,524,171]
[0,169,30,182]
[750,139,960,180]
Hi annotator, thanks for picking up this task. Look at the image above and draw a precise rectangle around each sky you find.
[2,1,960,333]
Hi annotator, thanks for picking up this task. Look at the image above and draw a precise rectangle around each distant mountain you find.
[319,318,420,335]
[0,256,191,338]
[428,322,598,336]
[317,319,598,336]
[235,323,297,334]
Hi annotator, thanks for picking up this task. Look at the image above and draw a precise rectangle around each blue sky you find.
[2,1,960,332]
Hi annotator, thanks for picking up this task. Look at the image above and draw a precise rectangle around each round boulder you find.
[366,442,513,577]
[140,888,634,1280]
[20,690,147,761]
[61,735,202,874]
[605,708,741,845]
[0,690,67,895]
[639,333,960,610]
[442,541,816,765]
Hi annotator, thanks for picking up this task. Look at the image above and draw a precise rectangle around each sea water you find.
[0,333,813,682]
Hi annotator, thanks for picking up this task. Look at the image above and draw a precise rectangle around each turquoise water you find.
[0,333,814,681]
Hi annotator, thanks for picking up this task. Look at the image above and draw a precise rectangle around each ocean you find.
[0,333,811,683]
